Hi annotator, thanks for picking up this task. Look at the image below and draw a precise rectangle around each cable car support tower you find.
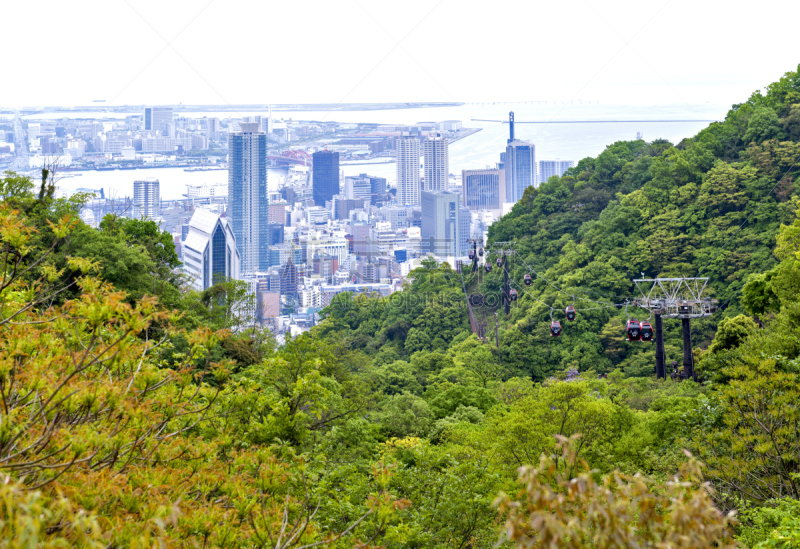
[632,277,716,381]
[490,241,517,316]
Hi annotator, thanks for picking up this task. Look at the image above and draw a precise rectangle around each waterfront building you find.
[228,122,269,273]
[505,140,536,202]
[207,117,220,141]
[144,106,173,135]
[423,133,449,192]
[182,208,241,291]
[396,136,420,207]
[132,178,160,219]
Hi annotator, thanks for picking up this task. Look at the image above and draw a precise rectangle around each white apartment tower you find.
[132,178,160,219]
[396,135,420,207]
[207,117,220,141]
[423,133,449,192]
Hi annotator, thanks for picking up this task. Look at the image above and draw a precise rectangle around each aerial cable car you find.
[625,319,641,342]
[523,274,533,286]
[484,264,492,273]
[496,257,503,268]
[641,320,654,342]
[550,321,562,337]
[478,248,484,257]
[509,288,518,302]
[565,305,576,321]
[468,250,475,260]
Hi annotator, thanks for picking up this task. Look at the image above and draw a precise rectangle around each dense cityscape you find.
[0,105,574,337]
[3,1,800,546]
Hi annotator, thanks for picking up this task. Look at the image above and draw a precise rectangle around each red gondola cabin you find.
[625,319,641,342]
[641,320,654,342]
[565,306,576,321]
[551,321,562,337]
[468,250,475,260]
[496,258,503,268]
[509,289,518,301]
[484,264,492,273]
[523,274,533,286]
[478,248,484,257]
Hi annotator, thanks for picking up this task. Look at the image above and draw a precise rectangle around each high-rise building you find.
[423,133,449,192]
[312,151,340,207]
[182,208,241,291]
[421,190,468,258]
[144,107,173,135]
[538,160,575,185]
[132,179,160,219]
[229,122,269,273]
[207,117,220,141]
[396,136,420,207]
[505,140,536,203]
[504,111,536,202]
[462,169,503,212]
[368,175,387,205]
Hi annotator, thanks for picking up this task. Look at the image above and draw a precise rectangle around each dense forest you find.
[1,66,800,547]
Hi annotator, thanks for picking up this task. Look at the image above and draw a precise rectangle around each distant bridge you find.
[268,150,312,166]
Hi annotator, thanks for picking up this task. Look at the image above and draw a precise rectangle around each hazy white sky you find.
[2,0,798,108]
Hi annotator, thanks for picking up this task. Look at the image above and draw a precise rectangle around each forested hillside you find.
[1,67,800,547]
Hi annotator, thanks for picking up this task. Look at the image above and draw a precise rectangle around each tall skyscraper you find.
[421,190,469,258]
[182,209,241,291]
[144,107,173,135]
[462,169,503,212]
[312,151,340,207]
[538,160,575,185]
[207,117,220,141]
[505,141,536,203]
[132,178,160,219]
[423,133,449,192]
[229,122,269,273]
[396,136,420,207]
[504,111,536,202]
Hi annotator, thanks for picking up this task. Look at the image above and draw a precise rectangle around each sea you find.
[5,102,729,201]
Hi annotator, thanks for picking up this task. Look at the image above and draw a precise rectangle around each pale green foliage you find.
[495,438,738,548]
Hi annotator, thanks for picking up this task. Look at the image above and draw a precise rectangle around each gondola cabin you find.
[484,264,492,273]
[478,248,484,257]
[640,321,654,342]
[565,306,576,321]
[496,257,503,268]
[625,319,641,342]
[468,250,475,260]
[509,289,518,301]
[523,274,533,286]
[551,321,562,337]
